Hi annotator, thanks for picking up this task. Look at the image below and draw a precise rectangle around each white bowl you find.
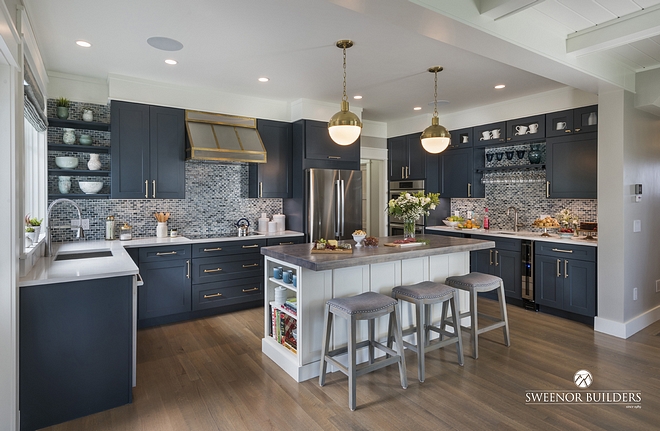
[55,157,79,169]
[443,219,461,227]
[79,181,103,194]
[352,234,366,246]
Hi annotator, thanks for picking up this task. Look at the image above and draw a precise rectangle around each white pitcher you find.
[82,109,94,122]
[87,153,101,171]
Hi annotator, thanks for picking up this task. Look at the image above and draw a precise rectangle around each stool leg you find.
[449,295,464,366]
[390,306,408,390]
[470,290,479,359]
[498,281,511,347]
[440,300,449,340]
[416,300,425,382]
[368,318,375,364]
[348,316,357,411]
[319,304,333,386]
[424,303,432,347]
[386,299,396,352]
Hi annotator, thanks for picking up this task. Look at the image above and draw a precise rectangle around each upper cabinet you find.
[546,105,598,138]
[473,121,507,147]
[505,114,545,144]
[111,101,185,199]
[387,133,426,180]
[293,119,360,170]
[438,147,483,198]
[545,132,597,199]
[248,119,293,198]
[447,127,473,151]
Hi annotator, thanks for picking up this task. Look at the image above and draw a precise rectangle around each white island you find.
[260,235,495,382]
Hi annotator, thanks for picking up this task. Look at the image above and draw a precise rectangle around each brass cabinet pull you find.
[565,129,572,133]
[186,260,190,279]
[406,166,410,178]
[203,247,222,252]
[546,181,550,198]
[145,180,148,199]
[203,268,222,273]
[242,287,259,293]
[156,251,178,256]
[494,250,499,266]
[573,128,579,132]
[468,183,472,197]
[242,244,259,249]
[242,263,259,268]
[401,167,405,179]
[152,180,156,198]
[565,260,568,279]
[551,248,573,254]
[279,242,294,245]
[489,250,493,266]
[556,259,561,277]
[203,293,222,299]
[327,155,341,159]
[259,181,263,198]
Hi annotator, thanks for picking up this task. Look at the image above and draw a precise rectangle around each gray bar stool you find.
[319,291,408,411]
[388,281,463,382]
[444,272,511,359]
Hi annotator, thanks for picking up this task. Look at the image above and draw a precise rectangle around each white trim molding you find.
[360,146,388,161]
[594,304,660,339]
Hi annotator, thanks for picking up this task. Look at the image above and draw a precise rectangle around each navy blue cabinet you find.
[388,133,426,180]
[471,235,521,300]
[111,101,185,199]
[249,119,292,198]
[20,276,133,431]
[546,105,598,137]
[293,119,360,171]
[138,247,192,321]
[505,114,545,144]
[447,127,473,151]
[546,132,597,199]
[473,121,506,147]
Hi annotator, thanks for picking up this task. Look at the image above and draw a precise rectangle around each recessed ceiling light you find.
[165,59,177,65]
[495,84,506,89]
[76,40,91,48]
[258,77,269,82]
[353,95,362,100]
[413,106,422,111]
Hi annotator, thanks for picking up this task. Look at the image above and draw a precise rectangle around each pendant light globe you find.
[328,40,362,146]
[421,66,450,154]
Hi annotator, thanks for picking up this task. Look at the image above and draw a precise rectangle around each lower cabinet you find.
[471,235,522,300]
[535,241,596,317]
[138,258,191,320]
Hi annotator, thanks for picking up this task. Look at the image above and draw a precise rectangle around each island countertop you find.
[260,234,495,271]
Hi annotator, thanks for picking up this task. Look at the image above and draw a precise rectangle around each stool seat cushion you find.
[446,272,502,292]
[327,291,396,315]
[392,281,454,301]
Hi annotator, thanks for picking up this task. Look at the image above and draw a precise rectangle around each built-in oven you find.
[388,180,426,235]
[521,240,537,310]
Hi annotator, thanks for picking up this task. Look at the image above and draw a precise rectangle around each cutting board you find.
[383,241,426,248]
[310,247,353,254]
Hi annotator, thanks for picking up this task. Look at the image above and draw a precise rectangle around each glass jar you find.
[120,223,132,241]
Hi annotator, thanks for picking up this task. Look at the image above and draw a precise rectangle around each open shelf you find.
[49,169,110,177]
[271,301,297,319]
[48,193,110,199]
[48,143,110,153]
[476,164,545,173]
[268,277,298,292]
[48,118,110,131]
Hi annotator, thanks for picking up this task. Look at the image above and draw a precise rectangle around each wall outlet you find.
[633,220,641,232]
[633,287,638,301]
[71,219,90,230]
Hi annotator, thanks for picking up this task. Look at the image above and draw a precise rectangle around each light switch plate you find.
[633,220,641,232]
[633,287,638,301]
[635,195,642,202]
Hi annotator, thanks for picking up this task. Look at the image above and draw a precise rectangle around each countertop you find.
[261,234,495,271]
[425,226,598,247]
[19,231,304,287]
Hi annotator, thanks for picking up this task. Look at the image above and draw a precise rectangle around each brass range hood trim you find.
[185,110,267,163]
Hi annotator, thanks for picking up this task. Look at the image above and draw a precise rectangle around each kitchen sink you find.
[54,250,113,261]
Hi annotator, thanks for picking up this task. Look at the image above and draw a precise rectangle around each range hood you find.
[185,110,267,163]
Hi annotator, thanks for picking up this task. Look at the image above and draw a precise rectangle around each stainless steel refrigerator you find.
[307,168,362,242]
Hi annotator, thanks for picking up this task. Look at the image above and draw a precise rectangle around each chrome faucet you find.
[45,198,84,256]
[506,206,521,232]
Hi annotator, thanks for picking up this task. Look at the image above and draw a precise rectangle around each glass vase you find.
[403,218,416,239]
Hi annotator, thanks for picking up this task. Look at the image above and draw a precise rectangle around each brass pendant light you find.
[328,40,362,146]
[421,66,450,154]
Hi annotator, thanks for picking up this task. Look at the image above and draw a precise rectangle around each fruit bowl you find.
[78,181,103,194]
[352,234,366,246]
[443,220,460,227]
[55,157,79,169]
[558,232,574,238]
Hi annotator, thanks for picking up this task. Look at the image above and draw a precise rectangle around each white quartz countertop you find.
[19,231,304,287]
[426,226,597,247]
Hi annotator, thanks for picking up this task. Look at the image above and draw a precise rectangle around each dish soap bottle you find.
[483,207,490,230]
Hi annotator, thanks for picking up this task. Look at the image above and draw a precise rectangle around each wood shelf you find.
[48,118,110,131]
[48,144,110,153]
[49,169,110,177]
[48,193,110,199]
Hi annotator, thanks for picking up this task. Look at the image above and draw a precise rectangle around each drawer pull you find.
[242,263,259,268]
[551,248,573,254]
[327,155,341,160]
[279,242,294,245]
[242,244,259,249]
[556,259,561,277]
[204,268,222,273]
[242,287,259,293]
[565,260,568,279]
[186,260,190,279]
[494,250,499,266]
[156,251,178,256]
[203,247,222,252]
[203,293,223,299]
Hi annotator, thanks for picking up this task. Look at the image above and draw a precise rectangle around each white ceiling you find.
[23,0,660,123]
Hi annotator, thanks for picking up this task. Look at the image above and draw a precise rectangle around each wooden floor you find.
[45,299,660,431]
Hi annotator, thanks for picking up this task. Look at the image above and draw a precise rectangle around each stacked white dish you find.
[55,157,79,169]
[79,181,103,194]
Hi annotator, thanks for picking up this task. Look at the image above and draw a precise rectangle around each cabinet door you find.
[563,259,596,316]
[138,259,191,320]
[495,249,522,299]
[505,114,545,144]
[448,127,473,150]
[546,132,597,199]
[249,119,292,198]
[111,101,150,199]
[473,121,506,147]
[545,109,574,138]
[470,249,494,275]
[388,135,408,180]
[406,134,426,179]
[305,120,360,162]
[535,255,563,309]
[150,106,185,199]
[440,147,473,198]
[573,105,598,134]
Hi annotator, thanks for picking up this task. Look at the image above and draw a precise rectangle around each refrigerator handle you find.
[340,179,345,236]
[335,180,341,238]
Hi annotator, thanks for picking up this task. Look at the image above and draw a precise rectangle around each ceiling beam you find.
[478,0,545,21]
[566,4,660,56]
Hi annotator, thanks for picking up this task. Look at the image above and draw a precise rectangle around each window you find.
[23,119,46,233]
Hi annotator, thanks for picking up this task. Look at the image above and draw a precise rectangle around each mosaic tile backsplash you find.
[46,98,282,241]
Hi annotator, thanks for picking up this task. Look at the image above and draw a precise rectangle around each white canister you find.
[268,221,277,233]
[274,286,287,305]
[258,213,269,233]
[273,214,285,232]
[157,222,167,238]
